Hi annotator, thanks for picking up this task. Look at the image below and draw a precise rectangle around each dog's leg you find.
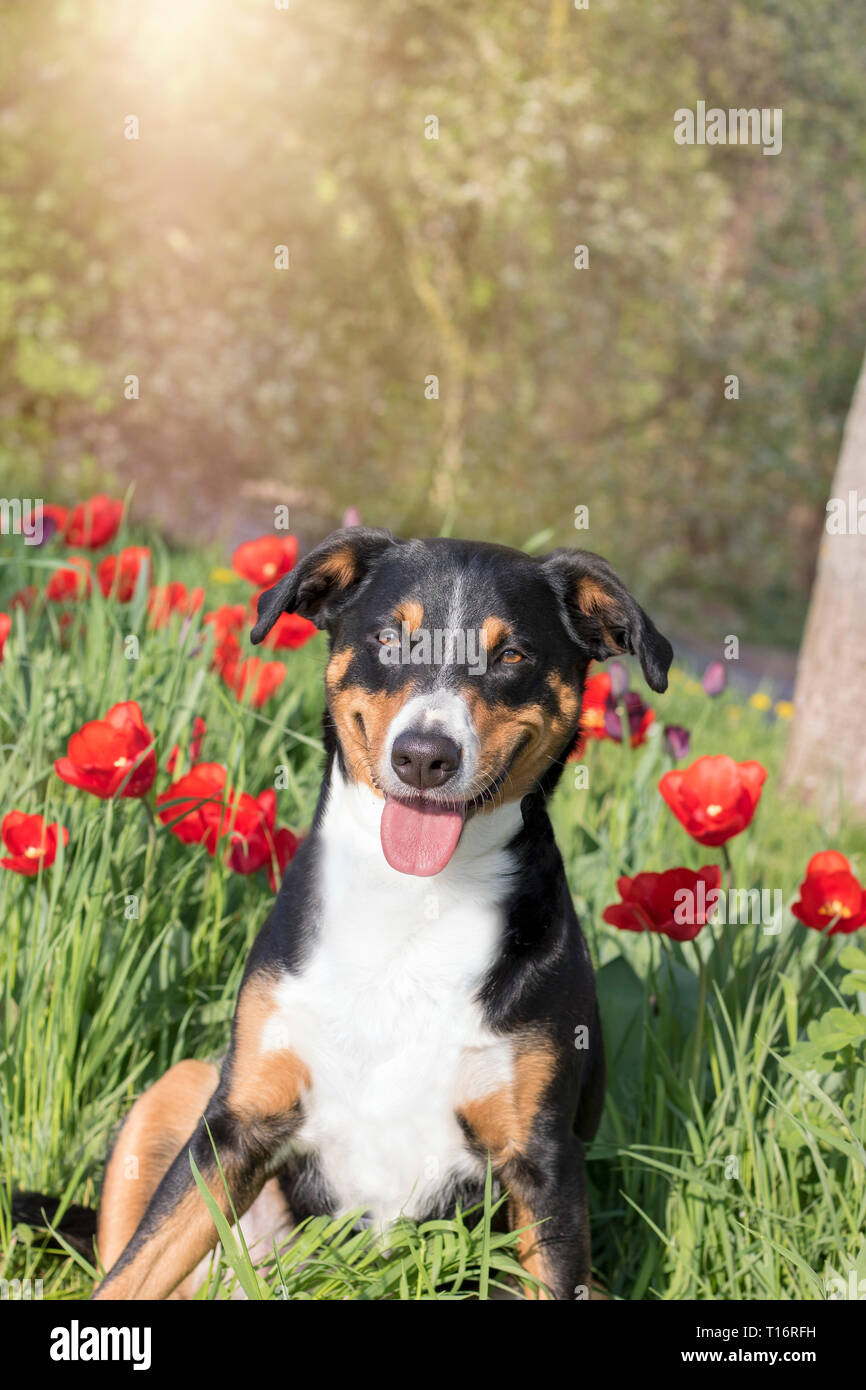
[97,1059,220,1279]
[94,973,310,1301]
[92,1103,262,1300]
[505,1138,592,1301]
[459,1040,590,1300]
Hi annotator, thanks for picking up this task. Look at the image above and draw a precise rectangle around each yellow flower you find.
[774,700,794,720]
[210,567,237,584]
[749,692,772,711]
[684,679,702,695]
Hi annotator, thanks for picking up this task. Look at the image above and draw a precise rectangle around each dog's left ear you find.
[251,526,398,642]
[540,548,673,692]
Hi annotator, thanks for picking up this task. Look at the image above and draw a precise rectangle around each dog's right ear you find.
[250,526,397,642]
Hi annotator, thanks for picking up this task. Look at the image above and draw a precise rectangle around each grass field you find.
[1,523,865,1300]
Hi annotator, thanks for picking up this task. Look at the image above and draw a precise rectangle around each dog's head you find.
[252,528,672,876]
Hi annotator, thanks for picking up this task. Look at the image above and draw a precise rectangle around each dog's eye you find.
[377,627,401,648]
[501,648,524,665]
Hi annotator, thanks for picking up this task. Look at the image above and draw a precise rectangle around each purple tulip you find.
[605,690,653,743]
[663,724,691,760]
[603,703,623,741]
[702,660,726,697]
[608,661,629,699]
[342,506,362,528]
[38,514,62,545]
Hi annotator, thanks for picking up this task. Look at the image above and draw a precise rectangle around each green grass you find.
[1,525,865,1300]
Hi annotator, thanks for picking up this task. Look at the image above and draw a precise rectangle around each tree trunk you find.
[783,350,866,820]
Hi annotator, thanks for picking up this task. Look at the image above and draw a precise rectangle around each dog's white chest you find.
[261,775,522,1222]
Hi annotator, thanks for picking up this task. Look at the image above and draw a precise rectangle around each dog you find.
[16,528,672,1300]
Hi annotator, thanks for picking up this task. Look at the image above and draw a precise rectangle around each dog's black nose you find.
[391,731,461,790]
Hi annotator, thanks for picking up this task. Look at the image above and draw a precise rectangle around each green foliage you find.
[1,527,866,1300]
[3,1,866,639]
[552,671,866,1300]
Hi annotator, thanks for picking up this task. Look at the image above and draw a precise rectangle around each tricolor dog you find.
[18,528,673,1299]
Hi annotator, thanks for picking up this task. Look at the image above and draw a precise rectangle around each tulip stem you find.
[719,841,735,979]
[690,940,708,1091]
[800,929,834,999]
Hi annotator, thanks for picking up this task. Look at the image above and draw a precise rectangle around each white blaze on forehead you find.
[443,569,468,635]
[382,690,480,787]
[437,569,470,684]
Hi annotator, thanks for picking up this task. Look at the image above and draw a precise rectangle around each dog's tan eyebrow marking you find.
[481,616,511,650]
[394,599,424,632]
[326,645,355,691]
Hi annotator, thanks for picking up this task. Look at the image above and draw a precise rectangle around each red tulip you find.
[54,701,157,799]
[1,811,69,876]
[226,789,273,874]
[211,629,242,676]
[603,865,722,942]
[659,754,767,846]
[248,595,316,651]
[266,826,300,891]
[232,535,298,587]
[56,611,77,646]
[157,763,234,853]
[266,612,317,650]
[166,716,207,775]
[222,653,286,708]
[63,494,124,549]
[224,788,299,885]
[148,582,205,628]
[580,670,611,740]
[568,669,611,761]
[46,556,92,602]
[204,606,246,672]
[204,604,246,637]
[0,612,10,663]
[97,547,152,601]
[791,851,866,934]
[157,765,298,883]
[10,586,37,611]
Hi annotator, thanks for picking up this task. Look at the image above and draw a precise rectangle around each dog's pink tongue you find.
[381,797,465,876]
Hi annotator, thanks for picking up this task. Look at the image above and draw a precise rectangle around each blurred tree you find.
[783,348,866,818]
[1,0,865,648]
